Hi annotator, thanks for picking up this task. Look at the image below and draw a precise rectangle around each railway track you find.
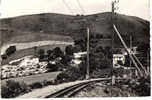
[45,78,111,98]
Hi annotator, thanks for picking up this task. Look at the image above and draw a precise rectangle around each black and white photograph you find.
[0,0,151,98]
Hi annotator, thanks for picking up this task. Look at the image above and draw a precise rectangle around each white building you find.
[113,54,125,66]
[71,52,87,67]
[73,52,87,58]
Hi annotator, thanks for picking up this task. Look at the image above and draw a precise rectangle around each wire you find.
[62,0,74,14]
[76,0,85,14]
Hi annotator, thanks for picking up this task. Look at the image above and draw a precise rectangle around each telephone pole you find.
[86,27,90,79]
[130,35,132,67]
[111,0,119,85]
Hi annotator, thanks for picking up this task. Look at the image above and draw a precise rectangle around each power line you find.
[62,0,74,14]
[76,0,85,14]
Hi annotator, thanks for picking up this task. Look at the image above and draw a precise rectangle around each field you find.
[1,71,61,85]
[1,41,73,65]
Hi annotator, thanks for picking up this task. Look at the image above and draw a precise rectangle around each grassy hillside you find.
[1,43,71,65]
[0,12,150,45]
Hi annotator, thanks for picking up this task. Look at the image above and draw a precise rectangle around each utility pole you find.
[129,35,132,78]
[147,48,150,75]
[130,35,132,67]
[86,27,90,79]
[111,0,119,86]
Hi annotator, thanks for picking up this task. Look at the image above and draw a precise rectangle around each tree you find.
[6,46,16,56]
[38,49,45,55]
[47,50,53,56]
[61,55,73,66]
[33,46,38,56]
[104,46,112,59]
[96,34,103,39]
[137,43,149,53]
[1,54,7,60]
[73,46,81,53]
[53,47,64,58]
[37,49,45,60]
[47,50,53,60]
[46,63,58,72]
[65,45,74,55]
[74,39,86,51]
[95,46,104,53]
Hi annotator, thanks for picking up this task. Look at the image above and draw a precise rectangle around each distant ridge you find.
[0,12,150,45]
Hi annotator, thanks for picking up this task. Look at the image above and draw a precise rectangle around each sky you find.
[0,0,150,20]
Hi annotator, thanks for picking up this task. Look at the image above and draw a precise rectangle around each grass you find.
[1,71,61,98]
[1,43,70,65]
[1,80,31,98]
[2,71,61,85]
[1,77,57,98]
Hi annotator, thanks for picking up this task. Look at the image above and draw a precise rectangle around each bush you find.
[1,54,7,60]
[65,45,74,55]
[61,55,73,65]
[130,77,151,96]
[47,50,53,56]
[29,80,55,90]
[46,63,58,72]
[91,68,111,78]
[29,82,43,89]
[53,47,64,58]
[42,80,55,86]
[5,46,16,56]
[1,80,31,98]
[1,79,56,98]
[55,66,85,84]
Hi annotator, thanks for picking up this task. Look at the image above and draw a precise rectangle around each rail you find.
[45,78,111,98]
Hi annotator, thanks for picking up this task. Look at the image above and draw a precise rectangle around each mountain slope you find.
[0,12,150,45]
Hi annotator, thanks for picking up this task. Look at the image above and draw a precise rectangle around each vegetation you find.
[55,66,85,84]
[53,47,64,58]
[37,49,45,60]
[1,12,150,97]
[2,79,55,98]
[5,46,16,56]
[55,37,113,84]
[1,54,7,60]
[130,77,151,96]
[1,80,31,98]
[46,63,59,72]
[65,45,74,55]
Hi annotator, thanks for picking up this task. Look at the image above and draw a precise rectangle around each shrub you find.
[46,63,58,72]
[1,80,31,98]
[130,77,151,96]
[1,80,56,98]
[29,82,43,89]
[53,47,64,58]
[61,55,73,65]
[1,54,7,60]
[37,49,45,61]
[47,49,53,56]
[55,66,84,84]
[42,80,55,86]
[5,46,16,56]
[91,68,111,78]
[65,45,74,55]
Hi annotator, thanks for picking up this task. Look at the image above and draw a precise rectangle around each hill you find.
[0,12,150,46]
